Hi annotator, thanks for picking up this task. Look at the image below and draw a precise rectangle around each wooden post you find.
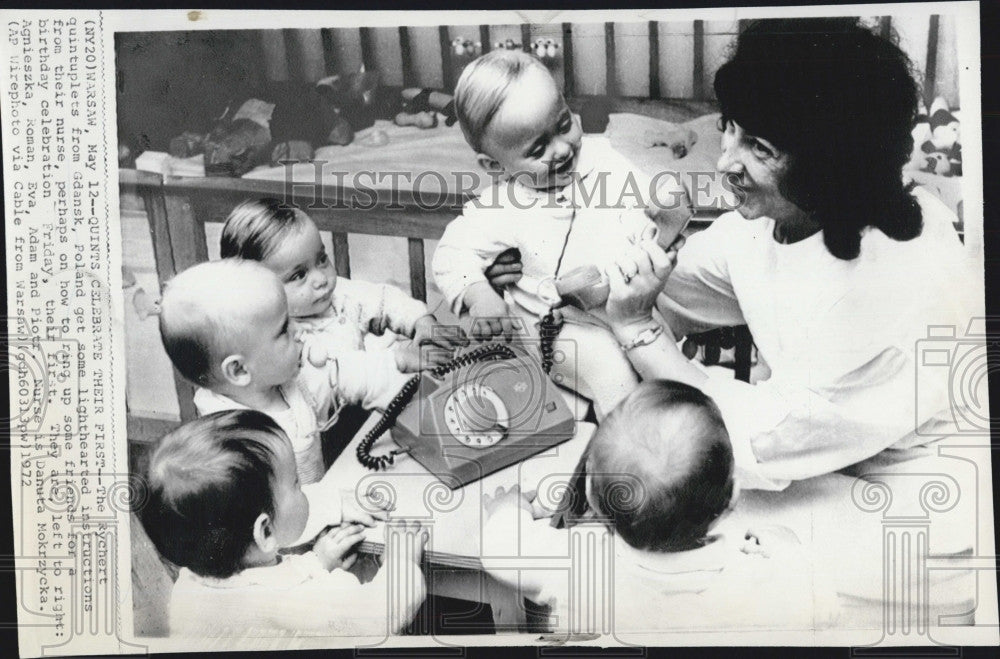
[408,238,427,302]
[562,23,574,97]
[331,233,351,279]
[692,20,705,101]
[924,14,940,106]
[439,25,455,92]
[604,22,617,99]
[399,26,415,88]
[648,21,660,99]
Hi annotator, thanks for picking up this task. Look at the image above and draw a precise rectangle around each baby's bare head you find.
[587,380,735,552]
[159,259,287,387]
[454,48,556,154]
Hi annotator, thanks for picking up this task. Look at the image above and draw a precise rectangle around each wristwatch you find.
[619,324,663,352]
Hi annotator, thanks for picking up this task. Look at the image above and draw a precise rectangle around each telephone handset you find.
[356,341,575,489]
[555,197,694,311]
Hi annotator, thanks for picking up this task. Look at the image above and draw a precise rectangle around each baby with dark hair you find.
[481,381,825,632]
[142,410,428,637]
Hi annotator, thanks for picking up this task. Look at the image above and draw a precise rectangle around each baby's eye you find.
[527,144,545,159]
[558,115,572,134]
[287,270,305,283]
[317,251,329,266]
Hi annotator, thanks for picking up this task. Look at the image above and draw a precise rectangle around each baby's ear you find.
[252,512,279,554]
[476,152,503,175]
[220,354,251,387]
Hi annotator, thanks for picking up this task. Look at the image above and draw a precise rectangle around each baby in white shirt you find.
[141,409,427,637]
[222,197,468,379]
[159,259,408,485]
[480,380,831,634]
[433,49,690,418]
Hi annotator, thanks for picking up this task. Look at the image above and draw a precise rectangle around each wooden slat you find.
[924,14,940,106]
[331,232,351,279]
[648,21,660,99]
[479,25,491,54]
[692,20,705,101]
[879,16,892,40]
[408,238,427,302]
[562,23,574,97]
[520,23,532,54]
[604,22,617,98]
[320,28,337,76]
[358,27,376,73]
[126,176,200,425]
[439,25,455,92]
[127,415,180,446]
[734,325,753,383]
[398,26,414,89]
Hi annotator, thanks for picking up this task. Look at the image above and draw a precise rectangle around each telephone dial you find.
[356,340,576,489]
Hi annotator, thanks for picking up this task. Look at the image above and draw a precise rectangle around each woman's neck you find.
[773,209,822,244]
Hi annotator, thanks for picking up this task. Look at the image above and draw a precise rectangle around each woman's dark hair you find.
[220,197,305,261]
[140,410,285,579]
[714,18,922,259]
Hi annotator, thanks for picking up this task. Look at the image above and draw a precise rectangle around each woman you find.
[489,18,976,490]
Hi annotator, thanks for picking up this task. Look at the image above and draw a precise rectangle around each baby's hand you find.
[468,295,517,341]
[383,520,429,566]
[315,523,367,571]
[340,489,391,527]
[483,484,537,520]
[413,315,469,353]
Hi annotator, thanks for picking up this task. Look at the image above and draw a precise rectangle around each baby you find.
[159,259,407,485]
[432,49,689,418]
[221,197,467,376]
[142,409,428,637]
[481,380,825,632]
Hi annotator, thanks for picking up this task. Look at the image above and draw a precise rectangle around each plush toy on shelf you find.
[910,96,962,177]
[451,37,482,57]
[494,39,522,51]
[530,38,560,66]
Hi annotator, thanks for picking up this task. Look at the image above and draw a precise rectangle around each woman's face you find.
[717,120,803,223]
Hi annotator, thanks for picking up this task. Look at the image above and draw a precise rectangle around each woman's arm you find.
[604,237,930,491]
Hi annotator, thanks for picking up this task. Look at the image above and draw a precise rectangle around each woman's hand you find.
[605,228,685,332]
[484,248,524,293]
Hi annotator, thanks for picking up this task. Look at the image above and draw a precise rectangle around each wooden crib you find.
[120,13,954,447]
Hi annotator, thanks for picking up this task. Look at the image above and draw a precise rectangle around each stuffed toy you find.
[642,126,698,160]
[202,99,275,177]
[397,88,457,127]
[451,37,481,57]
[531,38,560,62]
[910,96,962,177]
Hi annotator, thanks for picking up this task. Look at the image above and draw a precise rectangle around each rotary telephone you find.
[356,336,575,489]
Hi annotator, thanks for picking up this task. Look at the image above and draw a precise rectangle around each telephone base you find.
[391,346,577,489]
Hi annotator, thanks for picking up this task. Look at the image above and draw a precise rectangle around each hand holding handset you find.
[555,178,694,311]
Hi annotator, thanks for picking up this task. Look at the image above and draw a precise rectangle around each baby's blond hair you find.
[454,49,554,153]
[159,259,283,387]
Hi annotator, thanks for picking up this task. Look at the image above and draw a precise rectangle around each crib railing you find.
[317,15,951,106]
